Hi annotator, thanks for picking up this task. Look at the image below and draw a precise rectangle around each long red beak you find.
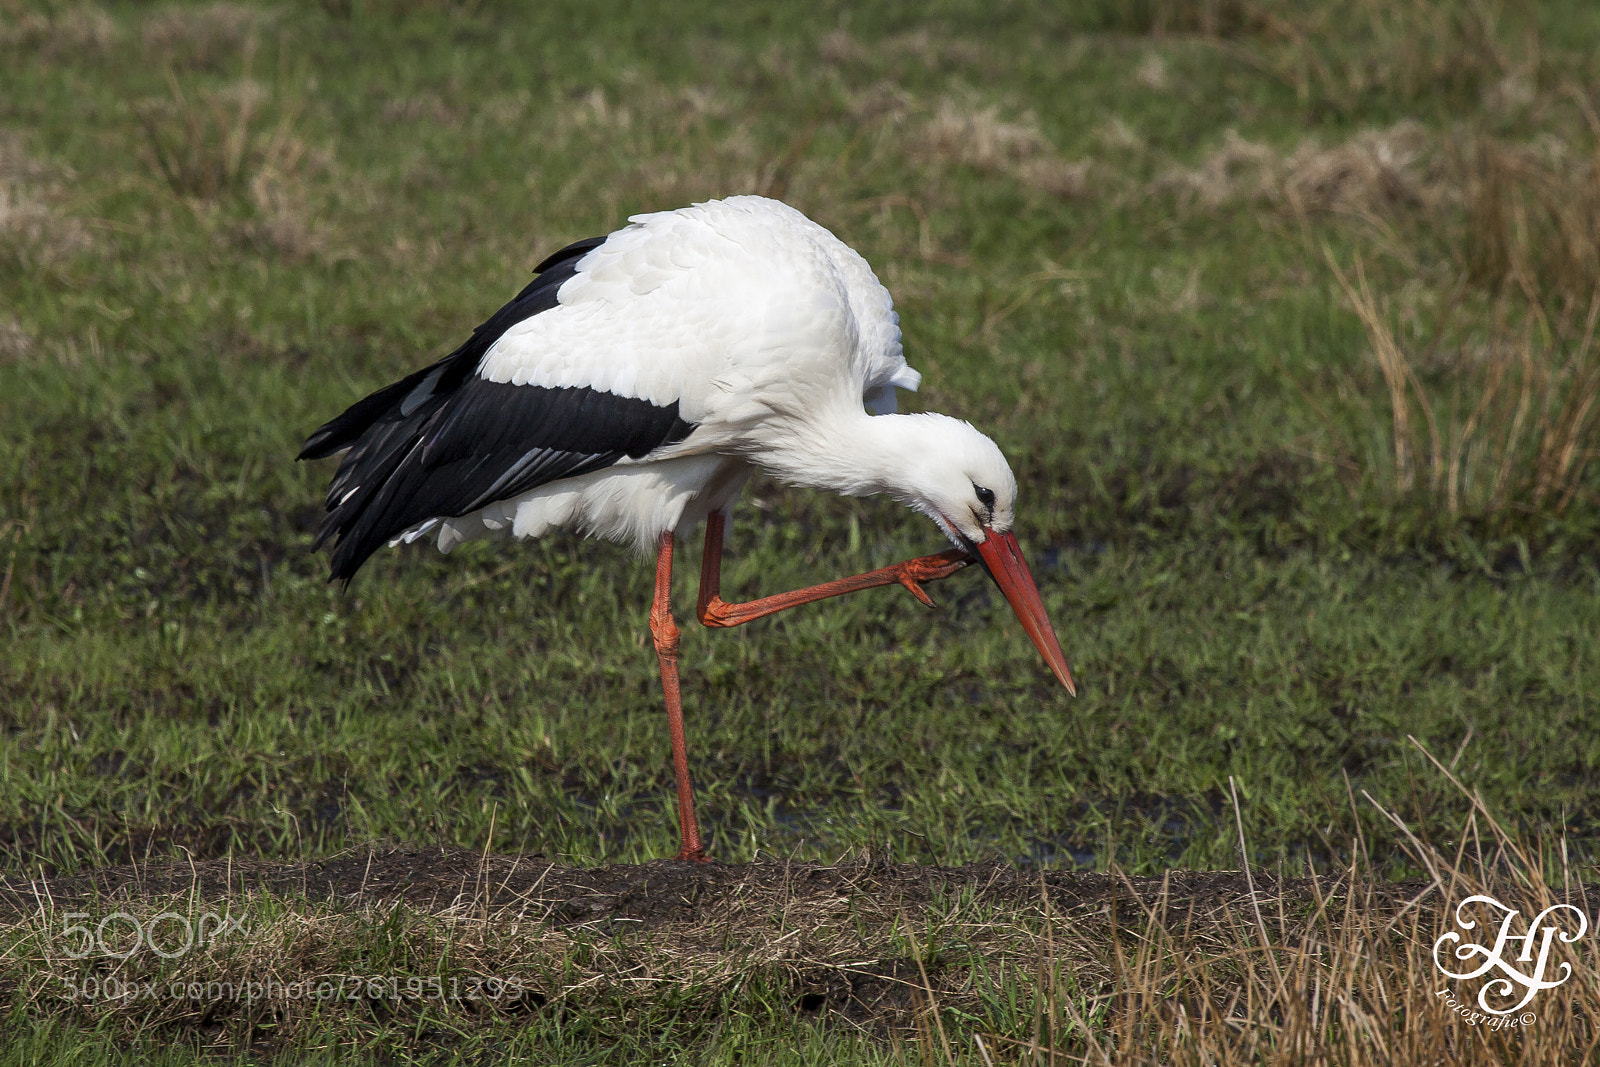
[974,528,1076,696]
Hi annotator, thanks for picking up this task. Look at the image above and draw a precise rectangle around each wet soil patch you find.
[0,844,1427,940]
[0,847,1374,928]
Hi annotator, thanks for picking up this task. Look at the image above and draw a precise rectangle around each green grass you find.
[4,0,1600,1058]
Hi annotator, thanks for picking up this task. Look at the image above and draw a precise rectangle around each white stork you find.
[300,195,1074,862]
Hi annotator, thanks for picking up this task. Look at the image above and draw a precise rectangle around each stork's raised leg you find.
[650,532,707,863]
[695,511,971,628]
[653,516,970,863]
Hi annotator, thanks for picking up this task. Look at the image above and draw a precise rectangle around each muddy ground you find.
[0,847,1363,927]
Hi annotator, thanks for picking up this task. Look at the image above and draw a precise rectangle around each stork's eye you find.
[974,484,995,512]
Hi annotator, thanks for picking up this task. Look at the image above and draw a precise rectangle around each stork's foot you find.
[892,548,973,607]
[672,846,713,863]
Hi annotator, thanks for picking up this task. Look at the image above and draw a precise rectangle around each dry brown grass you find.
[1461,118,1600,313]
[0,130,93,273]
[1323,250,1600,525]
[1045,822,1597,1063]
[1156,121,1442,218]
[818,28,873,67]
[1282,120,1439,218]
[1134,52,1171,92]
[0,316,34,364]
[234,165,329,262]
[918,746,1600,1065]
[916,98,1051,171]
[1154,129,1278,209]
[913,96,1091,200]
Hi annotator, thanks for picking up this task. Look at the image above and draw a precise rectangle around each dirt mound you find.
[3,848,1316,927]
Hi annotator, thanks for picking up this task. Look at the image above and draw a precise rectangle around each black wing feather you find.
[298,235,606,461]
[298,235,696,583]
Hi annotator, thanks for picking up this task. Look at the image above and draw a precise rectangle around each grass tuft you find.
[133,61,306,203]
[1462,122,1600,312]
[1323,250,1600,528]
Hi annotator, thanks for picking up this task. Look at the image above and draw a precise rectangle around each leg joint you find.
[696,596,734,628]
[650,604,680,656]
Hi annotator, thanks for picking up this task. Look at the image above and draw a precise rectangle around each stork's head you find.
[888,415,1076,696]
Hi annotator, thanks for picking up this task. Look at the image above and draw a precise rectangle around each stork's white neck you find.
[752,406,933,502]
[744,403,1017,550]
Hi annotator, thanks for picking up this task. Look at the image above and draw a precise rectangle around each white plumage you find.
[435,196,923,555]
[301,194,1073,862]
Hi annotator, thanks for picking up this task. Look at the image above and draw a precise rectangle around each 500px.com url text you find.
[53,975,526,1003]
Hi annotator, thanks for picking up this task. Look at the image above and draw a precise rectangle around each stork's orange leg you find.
[696,511,972,629]
[650,532,707,863]
[657,515,966,862]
